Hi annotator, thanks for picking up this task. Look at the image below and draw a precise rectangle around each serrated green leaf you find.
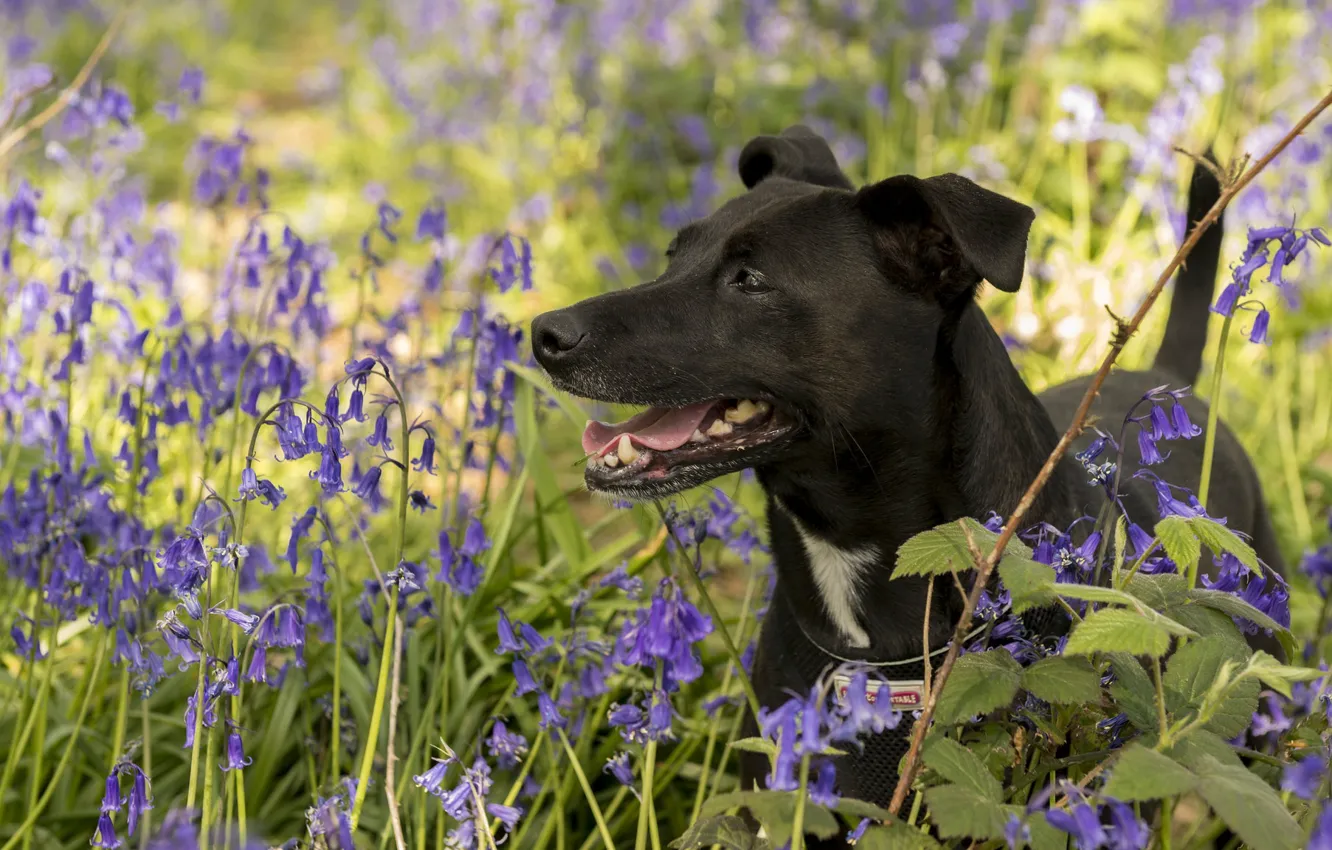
[1099,743,1198,801]
[1052,582,1140,606]
[1188,588,1289,635]
[1020,655,1102,705]
[923,784,1011,840]
[1163,604,1252,657]
[1165,730,1245,771]
[1155,516,1201,574]
[698,791,838,847]
[669,815,765,850]
[855,823,943,850]
[1124,572,1190,609]
[1109,653,1159,730]
[934,649,1021,724]
[922,736,1002,801]
[894,518,1033,579]
[1193,755,1304,850]
[1245,651,1326,699]
[1187,516,1259,573]
[829,797,898,822]
[1063,608,1174,657]
[727,737,778,758]
[1163,636,1258,739]
[998,555,1057,614]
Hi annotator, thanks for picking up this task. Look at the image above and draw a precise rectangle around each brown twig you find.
[886,86,1332,817]
[921,574,935,705]
[0,6,129,165]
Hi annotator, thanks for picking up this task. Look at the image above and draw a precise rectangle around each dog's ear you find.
[857,173,1034,293]
[737,125,854,191]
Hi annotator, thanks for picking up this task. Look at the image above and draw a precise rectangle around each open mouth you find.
[580,398,796,497]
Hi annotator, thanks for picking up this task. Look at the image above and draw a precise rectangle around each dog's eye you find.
[731,268,771,294]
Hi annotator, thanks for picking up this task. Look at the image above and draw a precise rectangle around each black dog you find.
[531,126,1284,821]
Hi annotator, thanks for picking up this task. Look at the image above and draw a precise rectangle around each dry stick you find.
[885,86,1332,818]
[0,6,129,164]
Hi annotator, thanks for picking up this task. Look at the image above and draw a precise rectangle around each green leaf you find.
[698,791,837,847]
[1124,572,1190,609]
[934,649,1022,724]
[1063,608,1175,657]
[1020,656,1102,705]
[1155,516,1200,574]
[1028,812,1072,850]
[1052,582,1140,606]
[1166,730,1244,771]
[923,784,1011,841]
[1163,636,1258,739]
[669,815,766,850]
[922,736,1002,801]
[829,798,898,822]
[894,518,1033,579]
[1163,603,1252,657]
[1187,516,1259,573]
[1193,755,1304,850]
[998,555,1057,613]
[1099,743,1198,801]
[1245,651,1326,699]
[855,823,943,850]
[727,737,778,758]
[1109,653,1159,730]
[506,361,588,427]
[514,381,589,572]
[1189,588,1289,635]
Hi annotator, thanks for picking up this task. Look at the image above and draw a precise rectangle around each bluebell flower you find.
[352,464,387,510]
[616,578,713,689]
[412,434,436,473]
[311,443,344,494]
[91,813,121,849]
[1280,753,1326,800]
[220,729,252,771]
[808,760,839,807]
[125,766,151,836]
[101,772,123,813]
[413,755,454,797]
[1003,814,1031,850]
[212,607,258,633]
[1105,799,1148,849]
[1046,802,1107,849]
[486,720,528,770]
[519,622,551,654]
[1309,806,1332,850]
[417,203,447,241]
[512,659,539,695]
[495,608,524,654]
[366,412,394,450]
[245,644,268,684]
[343,388,367,423]
[236,467,285,509]
[603,752,638,797]
[409,490,435,512]
[1248,307,1271,345]
[833,671,902,739]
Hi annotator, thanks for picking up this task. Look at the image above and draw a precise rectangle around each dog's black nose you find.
[531,310,586,365]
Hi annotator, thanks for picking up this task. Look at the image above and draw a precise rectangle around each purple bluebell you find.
[91,813,121,849]
[125,766,151,835]
[414,756,454,797]
[212,607,258,633]
[512,659,539,695]
[808,760,839,807]
[1280,753,1326,800]
[1247,307,1270,344]
[236,467,285,509]
[412,433,436,473]
[486,720,528,770]
[101,772,123,813]
[1105,799,1148,849]
[1004,814,1031,849]
[366,412,394,450]
[409,490,435,512]
[352,464,386,510]
[603,752,637,794]
[1046,802,1108,849]
[220,729,252,771]
[496,608,524,654]
[1310,806,1332,850]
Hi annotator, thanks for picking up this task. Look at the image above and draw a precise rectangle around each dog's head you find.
[532,125,1035,501]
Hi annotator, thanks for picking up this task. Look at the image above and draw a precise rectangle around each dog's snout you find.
[531,311,587,366]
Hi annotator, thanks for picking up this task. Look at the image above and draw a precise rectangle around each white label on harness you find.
[831,674,927,709]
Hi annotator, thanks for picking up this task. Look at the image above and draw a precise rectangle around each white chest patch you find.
[783,509,876,649]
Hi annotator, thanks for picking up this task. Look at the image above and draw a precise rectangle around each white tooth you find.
[616,434,640,465]
[689,428,708,444]
[725,399,759,423]
[603,453,620,468]
[589,454,602,467]
[707,419,734,437]
[754,400,771,417]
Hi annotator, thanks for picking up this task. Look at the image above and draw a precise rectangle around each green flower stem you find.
[20,614,62,850]
[790,754,813,850]
[352,583,400,830]
[317,513,346,787]
[1195,312,1235,555]
[0,614,54,824]
[201,724,219,850]
[110,666,130,767]
[1160,797,1175,850]
[558,728,618,850]
[575,787,632,850]
[139,695,153,850]
[186,638,208,809]
[0,631,106,850]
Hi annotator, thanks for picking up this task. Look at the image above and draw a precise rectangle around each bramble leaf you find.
[1100,743,1197,801]
[1063,608,1178,657]
[1163,635,1257,739]
[922,735,1002,801]
[1187,516,1259,573]
[997,555,1056,614]
[1194,755,1304,850]
[923,784,1011,841]
[934,649,1021,724]
[894,519,1032,578]
[1154,516,1200,574]
[669,815,767,850]
[1188,589,1288,635]
[1020,656,1102,705]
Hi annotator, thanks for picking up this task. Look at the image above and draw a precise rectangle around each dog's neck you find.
[756,302,1080,660]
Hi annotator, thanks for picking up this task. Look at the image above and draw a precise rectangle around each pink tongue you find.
[582,402,717,456]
